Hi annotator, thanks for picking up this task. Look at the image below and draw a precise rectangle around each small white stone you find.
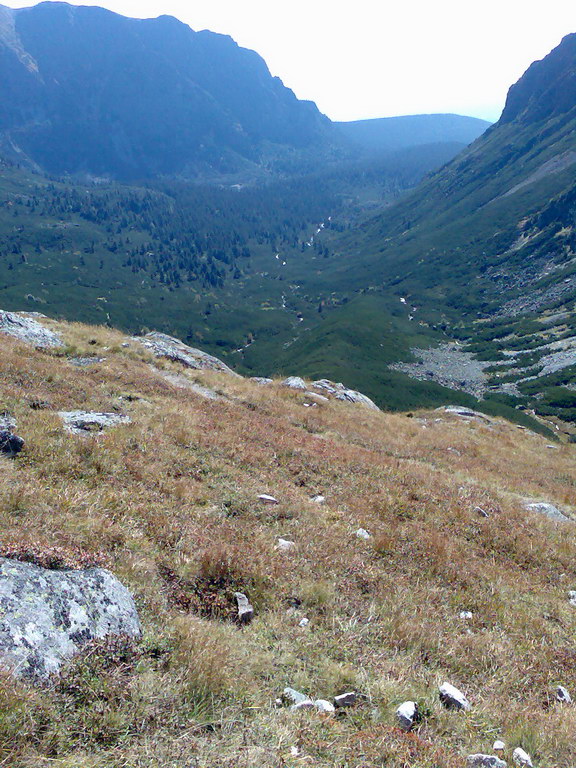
[283,687,310,707]
[556,684,572,703]
[569,590,576,606]
[291,699,315,710]
[290,747,300,757]
[356,528,372,540]
[311,495,325,503]
[493,740,506,752]
[258,494,279,504]
[459,611,473,620]
[512,747,532,767]
[314,699,335,713]
[439,681,471,711]
[299,618,310,628]
[277,538,296,551]
[396,700,417,731]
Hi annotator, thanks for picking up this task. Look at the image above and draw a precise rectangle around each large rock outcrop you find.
[135,332,239,376]
[58,411,131,434]
[0,558,141,681]
[0,310,63,348]
[312,380,380,410]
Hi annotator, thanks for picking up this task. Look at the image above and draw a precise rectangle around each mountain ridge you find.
[0,1,333,179]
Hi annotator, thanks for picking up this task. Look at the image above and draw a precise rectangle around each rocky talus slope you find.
[1,312,576,767]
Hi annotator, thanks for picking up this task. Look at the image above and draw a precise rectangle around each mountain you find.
[277,33,576,428]
[0,1,332,180]
[337,113,491,154]
[1,312,576,767]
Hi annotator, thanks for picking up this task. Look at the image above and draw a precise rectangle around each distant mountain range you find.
[337,114,491,155]
[0,2,488,181]
[0,1,332,179]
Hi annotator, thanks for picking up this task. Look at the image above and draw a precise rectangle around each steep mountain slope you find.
[284,33,576,427]
[0,1,332,179]
[337,113,491,154]
[1,314,576,767]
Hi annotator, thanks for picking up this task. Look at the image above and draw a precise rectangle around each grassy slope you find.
[1,318,576,766]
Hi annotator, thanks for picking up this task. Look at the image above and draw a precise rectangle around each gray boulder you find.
[69,357,105,368]
[524,501,571,522]
[335,389,379,410]
[0,430,24,457]
[439,406,491,423]
[0,413,24,457]
[467,755,507,768]
[0,558,141,681]
[153,368,221,400]
[135,332,239,376]
[282,376,307,390]
[59,411,130,434]
[0,310,63,348]
[312,379,380,410]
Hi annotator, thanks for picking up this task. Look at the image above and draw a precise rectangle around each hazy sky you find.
[3,0,576,122]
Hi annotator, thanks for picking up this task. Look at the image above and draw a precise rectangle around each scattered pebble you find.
[438,682,471,711]
[282,687,311,707]
[334,691,357,708]
[311,495,325,503]
[512,747,533,767]
[234,592,254,624]
[396,700,418,731]
[466,755,507,768]
[291,699,315,710]
[556,685,572,703]
[277,538,296,552]
[258,494,279,504]
[459,611,473,620]
[299,618,309,628]
[493,741,506,752]
[356,528,372,540]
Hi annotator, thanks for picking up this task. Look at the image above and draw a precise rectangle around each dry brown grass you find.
[1,319,576,766]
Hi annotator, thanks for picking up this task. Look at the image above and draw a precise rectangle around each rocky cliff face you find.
[0,2,332,179]
[500,33,576,125]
